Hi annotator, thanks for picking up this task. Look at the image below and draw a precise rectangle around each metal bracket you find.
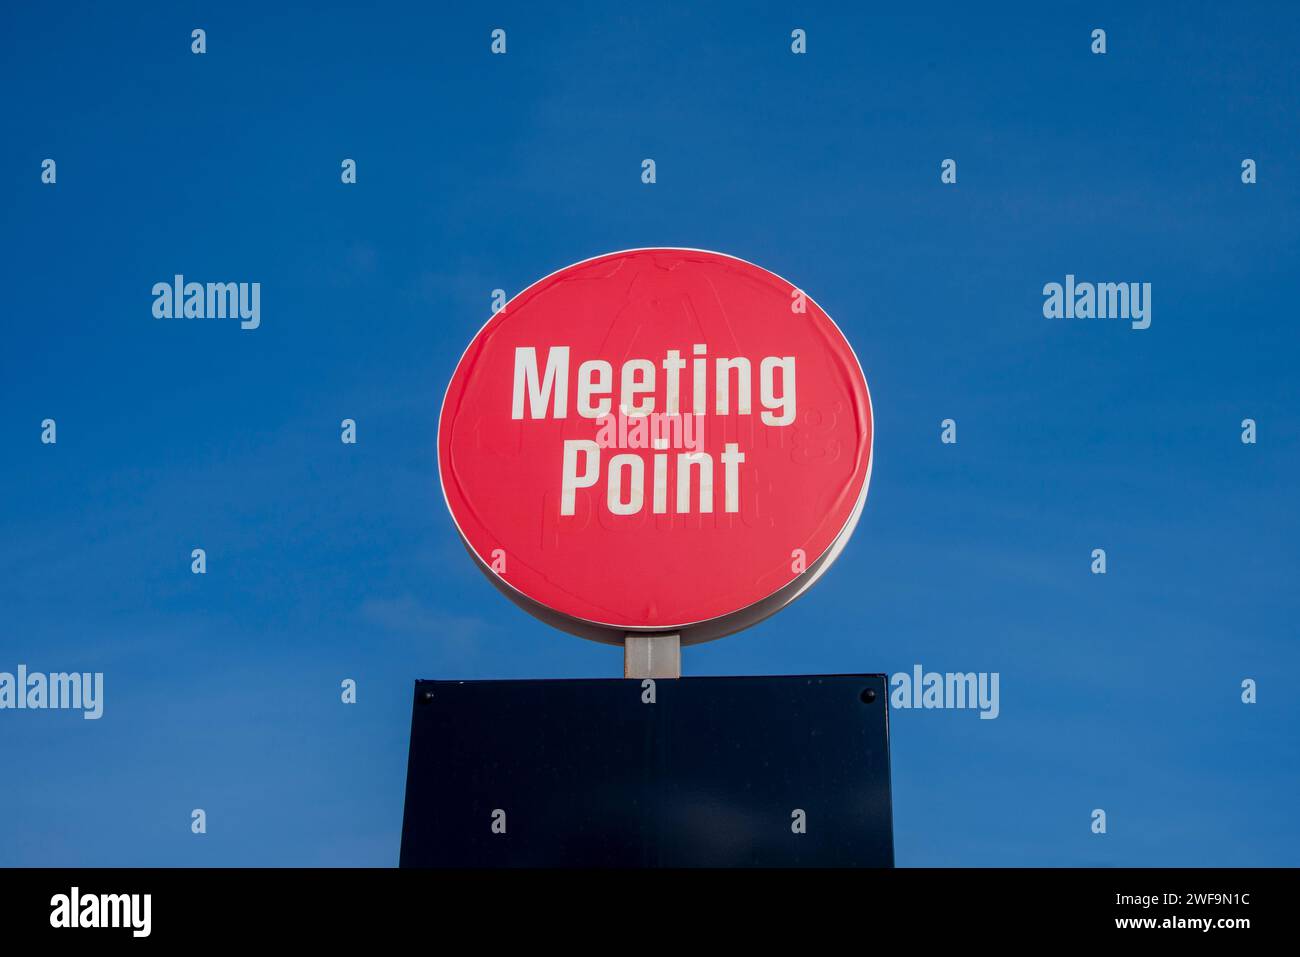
[624,633,681,679]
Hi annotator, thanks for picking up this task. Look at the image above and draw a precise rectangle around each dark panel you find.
[400,674,893,867]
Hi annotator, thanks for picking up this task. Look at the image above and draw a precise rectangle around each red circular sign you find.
[438,248,873,645]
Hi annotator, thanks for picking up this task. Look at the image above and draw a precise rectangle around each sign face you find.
[401,675,894,867]
[438,248,872,644]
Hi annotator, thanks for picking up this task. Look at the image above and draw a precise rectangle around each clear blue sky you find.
[2,1,1297,866]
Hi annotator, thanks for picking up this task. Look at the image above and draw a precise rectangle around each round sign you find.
[438,248,873,645]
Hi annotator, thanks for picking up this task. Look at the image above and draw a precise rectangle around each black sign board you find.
[400,674,893,867]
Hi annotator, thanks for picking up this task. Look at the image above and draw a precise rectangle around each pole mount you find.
[624,633,681,679]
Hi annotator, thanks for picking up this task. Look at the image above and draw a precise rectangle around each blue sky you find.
[2,1,1297,866]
